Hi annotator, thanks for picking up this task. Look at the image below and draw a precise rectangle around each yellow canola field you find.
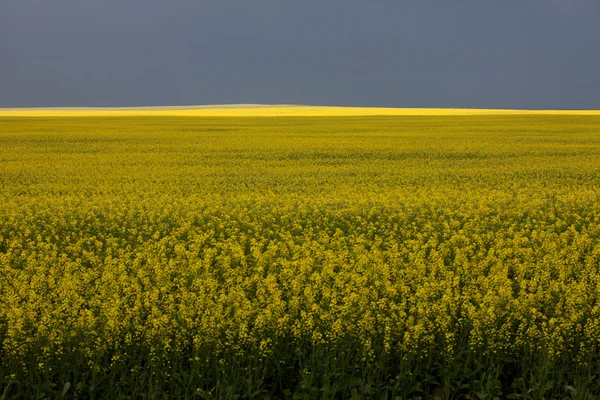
[1,105,600,117]
[1,114,600,397]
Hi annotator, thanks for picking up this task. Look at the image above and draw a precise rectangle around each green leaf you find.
[565,385,577,395]
[61,382,71,396]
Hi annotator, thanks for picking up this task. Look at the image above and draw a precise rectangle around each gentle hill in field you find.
[1,105,599,117]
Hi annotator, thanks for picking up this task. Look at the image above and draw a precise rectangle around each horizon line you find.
[1,105,600,117]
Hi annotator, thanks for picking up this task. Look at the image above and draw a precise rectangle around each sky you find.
[1,0,599,109]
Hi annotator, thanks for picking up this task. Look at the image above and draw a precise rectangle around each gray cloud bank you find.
[1,0,599,109]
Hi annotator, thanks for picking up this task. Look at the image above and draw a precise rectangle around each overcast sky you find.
[1,0,599,109]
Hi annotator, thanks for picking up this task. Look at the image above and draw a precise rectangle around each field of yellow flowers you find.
[1,114,600,399]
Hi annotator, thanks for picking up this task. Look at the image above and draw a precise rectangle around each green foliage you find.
[1,115,600,398]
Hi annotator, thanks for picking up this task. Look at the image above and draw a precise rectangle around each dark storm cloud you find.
[535,0,598,17]
[1,0,599,109]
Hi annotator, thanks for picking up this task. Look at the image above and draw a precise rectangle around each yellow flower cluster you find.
[1,114,599,392]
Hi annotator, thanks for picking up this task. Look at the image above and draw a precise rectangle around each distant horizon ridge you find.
[1,104,599,111]
[1,105,599,117]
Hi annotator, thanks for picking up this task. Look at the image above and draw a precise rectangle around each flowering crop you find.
[1,115,600,398]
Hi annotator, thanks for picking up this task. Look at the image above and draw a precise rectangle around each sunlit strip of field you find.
[1,105,600,117]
